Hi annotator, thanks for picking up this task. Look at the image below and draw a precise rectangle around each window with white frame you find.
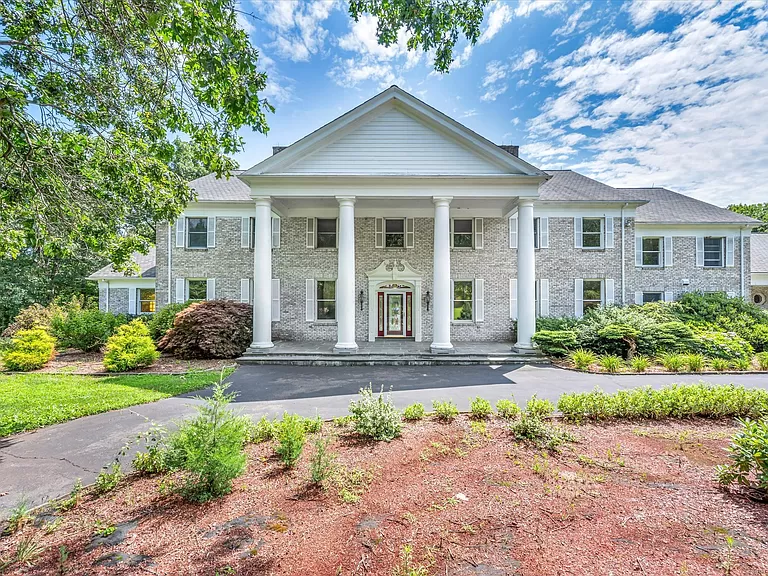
[316,219,337,248]
[642,292,663,303]
[186,218,208,249]
[642,237,662,267]
[453,280,473,321]
[138,288,156,313]
[452,219,473,248]
[187,279,207,301]
[704,237,725,267]
[583,279,603,311]
[582,218,603,249]
[316,280,336,320]
[385,218,405,248]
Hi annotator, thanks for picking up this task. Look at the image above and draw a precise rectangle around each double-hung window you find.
[582,279,603,312]
[187,218,208,249]
[187,279,207,301]
[642,237,662,267]
[316,219,337,248]
[316,280,336,320]
[642,292,663,303]
[704,237,724,267]
[453,281,473,321]
[138,288,156,313]
[385,219,405,248]
[582,218,603,249]
[452,219,473,248]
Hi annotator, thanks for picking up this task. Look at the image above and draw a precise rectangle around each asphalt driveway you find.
[4,364,768,516]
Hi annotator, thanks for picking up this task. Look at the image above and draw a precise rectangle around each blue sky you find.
[235,0,768,206]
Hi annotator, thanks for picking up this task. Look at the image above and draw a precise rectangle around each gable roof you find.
[621,187,759,225]
[189,170,250,202]
[752,234,768,273]
[241,86,547,178]
[540,170,646,202]
[88,248,156,280]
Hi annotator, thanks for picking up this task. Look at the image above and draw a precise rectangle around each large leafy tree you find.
[0,0,271,268]
[728,203,768,233]
[169,138,218,182]
[349,0,489,73]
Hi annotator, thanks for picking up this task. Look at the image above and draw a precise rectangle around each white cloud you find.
[514,0,568,18]
[258,0,338,62]
[526,3,768,203]
[254,46,297,104]
[479,50,540,102]
[479,1,513,44]
[461,109,480,118]
[552,2,593,37]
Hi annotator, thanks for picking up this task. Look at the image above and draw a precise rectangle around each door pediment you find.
[366,259,422,282]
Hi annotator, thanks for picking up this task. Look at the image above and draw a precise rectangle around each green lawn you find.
[0,370,232,437]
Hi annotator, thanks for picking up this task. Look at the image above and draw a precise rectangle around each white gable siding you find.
[283,107,513,175]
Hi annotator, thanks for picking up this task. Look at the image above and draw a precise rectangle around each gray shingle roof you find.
[621,187,759,225]
[540,170,646,202]
[752,234,768,273]
[88,248,156,279]
[190,170,250,202]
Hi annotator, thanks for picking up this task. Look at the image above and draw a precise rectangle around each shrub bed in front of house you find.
[533,292,768,373]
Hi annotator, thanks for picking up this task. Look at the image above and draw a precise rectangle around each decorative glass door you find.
[386,293,404,336]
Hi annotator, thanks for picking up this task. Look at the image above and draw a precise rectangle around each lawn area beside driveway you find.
[0,370,230,437]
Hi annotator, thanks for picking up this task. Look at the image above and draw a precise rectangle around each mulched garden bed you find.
[2,418,767,575]
[35,350,232,374]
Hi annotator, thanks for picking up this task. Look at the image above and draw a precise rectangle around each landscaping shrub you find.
[146,302,191,342]
[275,413,306,467]
[597,324,639,359]
[744,324,768,353]
[3,329,56,371]
[158,300,252,359]
[756,352,768,371]
[558,383,768,422]
[732,357,752,371]
[575,306,675,357]
[249,416,278,443]
[683,353,705,372]
[163,383,250,502]
[531,330,577,356]
[51,308,126,352]
[2,302,62,338]
[309,438,336,485]
[651,322,696,354]
[675,291,768,327]
[103,321,159,372]
[659,352,685,372]
[403,403,425,421]
[94,463,122,494]
[536,316,579,332]
[348,386,402,441]
[510,413,574,451]
[495,399,520,419]
[599,354,623,373]
[691,330,753,361]
[132,447,166,475]
[570,349,596,371]
[716,418,768,492]
[710,357,730,371]
[629,355,650,372]
[525,395,554,419]
[302,414,323,434]
[432,399,459,422]
[470,396,493,419]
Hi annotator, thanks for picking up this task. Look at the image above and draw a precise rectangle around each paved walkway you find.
[3,365,768,516]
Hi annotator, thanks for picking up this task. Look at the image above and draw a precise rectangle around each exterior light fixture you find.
[425,290,431,311]
[359,289,365,311]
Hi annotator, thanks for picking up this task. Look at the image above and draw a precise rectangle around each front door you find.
[386,293,404,336]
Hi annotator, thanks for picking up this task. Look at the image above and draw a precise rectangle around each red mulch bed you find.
[2,418,767,575]
[35,350,233,374]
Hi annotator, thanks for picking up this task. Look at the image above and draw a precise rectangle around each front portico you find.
[239,86,548,355]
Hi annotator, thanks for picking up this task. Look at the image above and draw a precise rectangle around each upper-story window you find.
[316,218,337,248]
[582,218,603,249]
[704,237,724,267]
[187,218,208,249]
[642,237,662,267]
[385,219,405,248]
[452,219,473,248]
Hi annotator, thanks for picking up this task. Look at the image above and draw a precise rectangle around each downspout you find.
[740,227,745,299]
[167,221,173,307]
[105,282,109,313]
[621,203,628,305]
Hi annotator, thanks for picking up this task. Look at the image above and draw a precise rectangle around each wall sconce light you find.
[359,289,365,311]
[425,290,431,312]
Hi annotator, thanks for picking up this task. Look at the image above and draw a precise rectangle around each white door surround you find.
[366,260,423,342]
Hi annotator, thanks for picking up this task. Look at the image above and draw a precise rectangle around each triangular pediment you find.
[243,86,544,178]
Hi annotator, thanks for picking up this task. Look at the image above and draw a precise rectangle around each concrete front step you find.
[236,353,550,367]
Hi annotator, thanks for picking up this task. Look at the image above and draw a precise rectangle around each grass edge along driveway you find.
[0,369,232,438]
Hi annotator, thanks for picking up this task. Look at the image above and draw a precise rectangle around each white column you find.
[335,196,358,352]
[515,199,536,350]
[431,197,453,352]
[251,197,273,349]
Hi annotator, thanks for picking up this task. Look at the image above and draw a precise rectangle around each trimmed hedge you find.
[158,300,252,359]
[531,330,577,356]
[3,329,56,371]
[51,308,127,352]
[103,321,160,372]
